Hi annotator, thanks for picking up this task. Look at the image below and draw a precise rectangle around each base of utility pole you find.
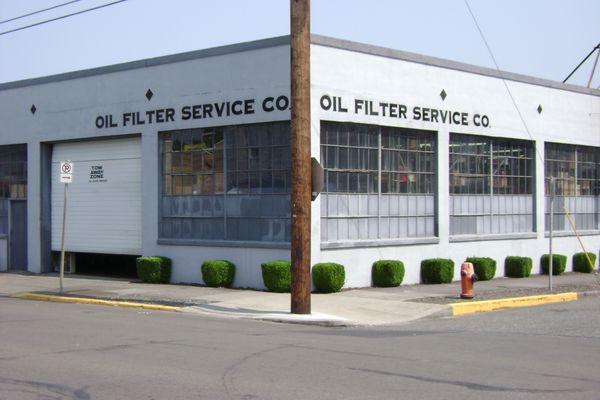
[290,0,311,315]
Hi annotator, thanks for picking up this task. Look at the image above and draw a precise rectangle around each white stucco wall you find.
[0,39,292,284]
[310,43,600,287]
[0,36,598,288]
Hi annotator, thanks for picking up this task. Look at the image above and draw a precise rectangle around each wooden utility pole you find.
[290,0,311,314]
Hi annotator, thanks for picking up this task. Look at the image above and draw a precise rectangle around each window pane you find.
[159,122,291,242]
[544,142,600,231]
[450,134,535,235]
[320,121,437,242]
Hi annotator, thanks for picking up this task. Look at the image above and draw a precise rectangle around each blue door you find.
[9,200,27,271]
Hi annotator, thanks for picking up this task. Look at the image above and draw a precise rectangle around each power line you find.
[0,0,127,36]
[463,1,600,290]
[463,0,543,164]
[0,0,85,25]
[563,43,600,84]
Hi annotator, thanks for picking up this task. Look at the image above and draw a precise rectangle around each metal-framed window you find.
[160,121,291,243]
[545,142,600,231]
[162,128,224,196]
[0,144,27,235]
[449,134,534,235]
[320,121,436,243]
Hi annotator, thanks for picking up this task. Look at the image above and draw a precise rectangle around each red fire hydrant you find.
[460,262,478,299]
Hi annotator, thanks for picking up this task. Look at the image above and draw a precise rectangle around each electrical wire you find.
[0,0,127,36]
[464,1,600,288]
[463,0,543,164]
[0,0,85,25]
[563,43,600,83]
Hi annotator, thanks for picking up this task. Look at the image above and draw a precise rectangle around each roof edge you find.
[0,35,291,91]
[1,33,598,97]
[311,34,600,97]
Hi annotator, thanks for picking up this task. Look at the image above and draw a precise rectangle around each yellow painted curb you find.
[13,293,181,312]
[450,292,578,316]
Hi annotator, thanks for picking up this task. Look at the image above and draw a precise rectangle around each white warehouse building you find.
[0,35,599,288]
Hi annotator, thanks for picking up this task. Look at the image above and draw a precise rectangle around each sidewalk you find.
[2,271,599,326]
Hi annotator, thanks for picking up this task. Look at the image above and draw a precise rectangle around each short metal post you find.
[548,177,554,291]
[59,183,68,294]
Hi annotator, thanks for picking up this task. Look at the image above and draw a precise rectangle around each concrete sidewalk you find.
[2,271,599,326]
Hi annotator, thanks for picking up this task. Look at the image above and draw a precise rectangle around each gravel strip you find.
[409,283,600,304]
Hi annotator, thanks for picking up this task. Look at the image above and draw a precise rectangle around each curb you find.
[184,305,353,327]
[13,293,182,313]
[450,292,578,316]
[578,289,600,298]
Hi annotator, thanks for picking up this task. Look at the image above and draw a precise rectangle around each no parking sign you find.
[60,161,73,183]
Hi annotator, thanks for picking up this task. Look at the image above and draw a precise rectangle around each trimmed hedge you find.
[201,260,235,287]
[372,260,405,287]
[540,254,567,275]
[504,256,533,278]
[136,256,172,284]
[421,258,454,284]
[312,263,345,293]
[261,261,291,292]
[573,252,597,273]
[466,257,496,281]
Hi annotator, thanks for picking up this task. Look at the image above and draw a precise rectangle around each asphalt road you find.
[1,296,599,400]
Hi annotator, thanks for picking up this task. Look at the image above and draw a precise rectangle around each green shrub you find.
[372,260,405,287]
[572,252,597,273]
[466,257,496,281]
[261,261,291,292]
[421,258,454,284]
[540,254,567,275]
[504,256,533,278]
[136,256,172,284]
[312,263,345,293]
[201,260,235,287]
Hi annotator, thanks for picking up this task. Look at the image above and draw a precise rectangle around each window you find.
[160,121,291,243]
[449,134,534,235]
[545,143,600,231]
[0,144,27,235]
[320,121,436,243]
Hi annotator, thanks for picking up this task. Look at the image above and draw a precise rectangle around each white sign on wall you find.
[60,161,73,183]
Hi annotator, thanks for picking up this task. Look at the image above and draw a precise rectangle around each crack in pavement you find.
[349,367,584,394]
[0,376,90,399]
[1,339,201,362]
[290,343,421,362]
[540,372,600,385]
[221,345,291,400]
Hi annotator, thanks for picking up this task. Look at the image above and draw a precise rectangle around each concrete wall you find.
[0,35,598,288]
[0,38,291,285]
[311,42,600,287]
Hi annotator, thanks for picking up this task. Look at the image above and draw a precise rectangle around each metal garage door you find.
[51,137,142,255]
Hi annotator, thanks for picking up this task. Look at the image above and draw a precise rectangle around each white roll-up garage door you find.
[51,137,142,255]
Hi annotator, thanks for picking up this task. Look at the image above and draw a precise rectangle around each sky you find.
[0,0,599,88]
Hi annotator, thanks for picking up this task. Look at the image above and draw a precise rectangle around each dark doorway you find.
[75,253,139,278]
[9,200,27,271]
[53,252,139,278]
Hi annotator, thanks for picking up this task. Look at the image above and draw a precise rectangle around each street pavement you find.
[1,294,599,399]
[1,271,599,326]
